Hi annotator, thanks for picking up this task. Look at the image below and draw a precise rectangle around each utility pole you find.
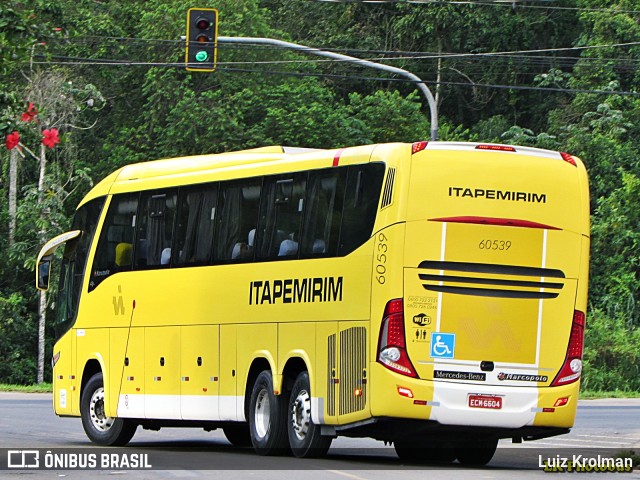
[217,37,439,140]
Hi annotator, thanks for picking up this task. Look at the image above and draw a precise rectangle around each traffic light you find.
[185,8,218,72]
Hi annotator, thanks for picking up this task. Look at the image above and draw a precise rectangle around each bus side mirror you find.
[37,255,52,291]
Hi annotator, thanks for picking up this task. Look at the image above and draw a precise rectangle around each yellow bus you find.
[36,141,589,465]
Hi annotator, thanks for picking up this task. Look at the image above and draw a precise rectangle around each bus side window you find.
[89,193,138,292]
[300,169,346,258]
[256,173,307,260]
[135,190,178,268]
[174,184,218,266]
[339,163,385,256]
[215,179,262,262]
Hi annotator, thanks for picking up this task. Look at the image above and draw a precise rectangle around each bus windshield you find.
[53,197,105,339]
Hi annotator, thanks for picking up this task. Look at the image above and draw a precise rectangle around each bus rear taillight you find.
[560,152,577,166]
[377,299,418,378]
[551,311,585,386]
[411,141,428,154]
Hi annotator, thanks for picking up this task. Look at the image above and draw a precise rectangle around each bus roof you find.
[78,145,340,207]
[77,142,583,208]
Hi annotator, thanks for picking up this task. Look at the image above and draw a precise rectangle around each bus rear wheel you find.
[223,423,252,447]
[248,370,289,455]
[454,437,498,466]
[287,372,332,458]
[394,437,456,464]
[80,372,137,446]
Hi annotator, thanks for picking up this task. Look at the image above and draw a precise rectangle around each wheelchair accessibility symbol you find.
[430,332,455,359]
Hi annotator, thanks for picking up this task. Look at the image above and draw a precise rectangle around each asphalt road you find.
[0,393,638,478]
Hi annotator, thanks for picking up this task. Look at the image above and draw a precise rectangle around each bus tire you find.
[223,423,252,447]
[80,372,137,446]
[287,371,332,458]
[454,437,498,466]
[394,437,456,464]
[248,370,289,455]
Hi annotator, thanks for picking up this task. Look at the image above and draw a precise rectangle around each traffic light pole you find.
[217,36,439,141]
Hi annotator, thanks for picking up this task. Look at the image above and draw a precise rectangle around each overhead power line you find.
[32,33,640,97]
[309,0,640,14]
[33,56,640,97]
[46,36,640,79]
[57,35,640,61]
[44,36,640,81]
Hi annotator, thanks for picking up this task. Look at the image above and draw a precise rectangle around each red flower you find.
[21,102,38,122]
[5,131,20,150]
[42,128,60,149]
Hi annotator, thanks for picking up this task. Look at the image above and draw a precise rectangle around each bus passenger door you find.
[181,325,220,420]
[145,326,181,419]
[219,324,239,420]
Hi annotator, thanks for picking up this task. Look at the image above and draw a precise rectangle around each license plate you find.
[468,394,502,409]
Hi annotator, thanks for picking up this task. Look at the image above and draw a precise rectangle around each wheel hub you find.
[254,388,271,439]
[291,389,311,441]
[89,387,114,432]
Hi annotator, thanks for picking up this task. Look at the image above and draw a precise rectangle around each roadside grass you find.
[615,450,640,469]
[0,383,52,393]
[580,390,640,399]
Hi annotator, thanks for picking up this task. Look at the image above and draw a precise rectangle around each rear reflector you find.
[397,386,414,398]
[475,144,516,152]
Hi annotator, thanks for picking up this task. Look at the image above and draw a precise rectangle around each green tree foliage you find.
[346,90,429,144]
[0,0,639,391]
[0,1,36,137]
[0,292,37,384]
[583,309,640,391]
[590,172,640,325]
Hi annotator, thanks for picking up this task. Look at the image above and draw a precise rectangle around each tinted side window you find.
[135,190,178,268]
[214,179,262,262]
[174,184,218,266]
[257,173,307,259]
[89,194,138,291]
[300,169,346,258]
[57,197,104,327]
[339,163,385,255]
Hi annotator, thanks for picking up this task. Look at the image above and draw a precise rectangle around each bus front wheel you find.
[248,370,289,455]
[287,371,332,458]
[80,372,137,446]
